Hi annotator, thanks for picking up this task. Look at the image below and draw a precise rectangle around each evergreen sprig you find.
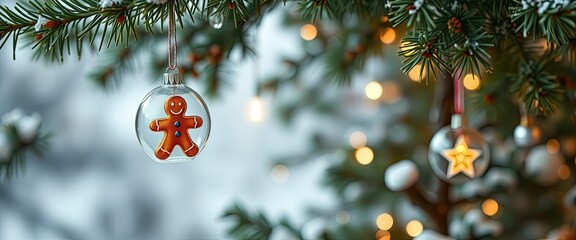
[398,30,447,84]
[0,124,50,181]
[222,203,302,240]
[511,0,576,45]
[0,0,198,61]
[512,56,564,115]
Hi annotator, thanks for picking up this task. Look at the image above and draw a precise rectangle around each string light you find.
[463,74,480,91]
[246,96,265,123]
[376,213,393,230]
[365,81,383,100]
[406,220,423,237]
[355,147,374,165]
[379,27,396,44]
[349,131,367,149]
[482,198,499,217]
[408,64,426,82]
[300,24,317,41]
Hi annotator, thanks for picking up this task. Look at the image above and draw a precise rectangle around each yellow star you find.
[440,136,481,178]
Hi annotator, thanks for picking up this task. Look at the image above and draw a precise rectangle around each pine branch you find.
[512,56,564,116]
[222,203,302,240]
[0,124,50,181]
[0,0,199,61]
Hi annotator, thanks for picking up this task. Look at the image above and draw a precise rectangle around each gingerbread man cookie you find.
[149,96,203,160]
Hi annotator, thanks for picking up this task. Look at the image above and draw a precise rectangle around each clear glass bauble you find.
[428,115,490,184]
[135,74,210,163]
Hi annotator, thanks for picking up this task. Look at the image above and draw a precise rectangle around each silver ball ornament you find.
[513,117,542,148]
[524,145,565,186]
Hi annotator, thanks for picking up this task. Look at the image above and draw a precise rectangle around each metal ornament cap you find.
[450,114,467,130]
[163,72,184,85]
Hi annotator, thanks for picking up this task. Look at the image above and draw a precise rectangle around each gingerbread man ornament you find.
[149,96,203,160]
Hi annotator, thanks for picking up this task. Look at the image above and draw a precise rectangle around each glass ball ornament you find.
[428,114,490,184]
[136,72,210,163]
[513,116,542,148]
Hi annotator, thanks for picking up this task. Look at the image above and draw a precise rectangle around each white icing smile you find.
[170,109,183,115]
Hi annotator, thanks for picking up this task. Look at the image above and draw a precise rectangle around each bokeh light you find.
[246,96,265,123]
[271,164,290,184]
[375,230,391,240]
[463,74,480,91]
[546,139,560,154]
[482,198,499,217]
[558,165,571,180]
[380,82,401,103]
[406,220,423,237]
[376,213,393,230]
[379,27,396,44]
[408,64,426,82]
[336,210,350,225]
[355,147,374,165]
[300,24,317,41]
[349,131,367,149]
[365,81,383,100]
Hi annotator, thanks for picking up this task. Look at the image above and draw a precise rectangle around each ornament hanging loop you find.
[167,0,178,71]
[454,71,464,115]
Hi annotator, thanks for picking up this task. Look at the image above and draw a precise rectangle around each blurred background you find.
[0,7,344,240]
[1,1,576,240]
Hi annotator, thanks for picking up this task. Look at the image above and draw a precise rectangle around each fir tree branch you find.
[0,0,199,61]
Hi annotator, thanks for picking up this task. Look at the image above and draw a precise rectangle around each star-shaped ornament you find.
[440,136,481,178]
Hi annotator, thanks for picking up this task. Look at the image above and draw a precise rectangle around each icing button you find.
[175,131,181,137]
[174,121,181,127]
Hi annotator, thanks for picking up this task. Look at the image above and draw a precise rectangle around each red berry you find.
[117,15,126,24]
[43,20,59,28]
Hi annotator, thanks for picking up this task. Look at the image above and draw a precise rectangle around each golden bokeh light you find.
[300,24,317,41]
[246,96,265,123]
[349,131,367,149]
[406,220,423,237]
[463,74,480,91]
[365,81,383,100]
[408,64,426,82]
[376,213,394,230]
[558,165,571,180]
[355,147,374,165]
[271,164,290,184]
[379,27,396,44]
[546,139,560,154]
[380,82,402,103]
[375,230,391,240]
[482,198,499,217]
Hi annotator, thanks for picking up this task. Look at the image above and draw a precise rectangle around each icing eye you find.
[178,102,182,106]
[171,102,175,106]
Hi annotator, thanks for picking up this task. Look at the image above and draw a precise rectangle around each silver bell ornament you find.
[429,114,490,184]
[135,71,211,163]
[513,104,542,148]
